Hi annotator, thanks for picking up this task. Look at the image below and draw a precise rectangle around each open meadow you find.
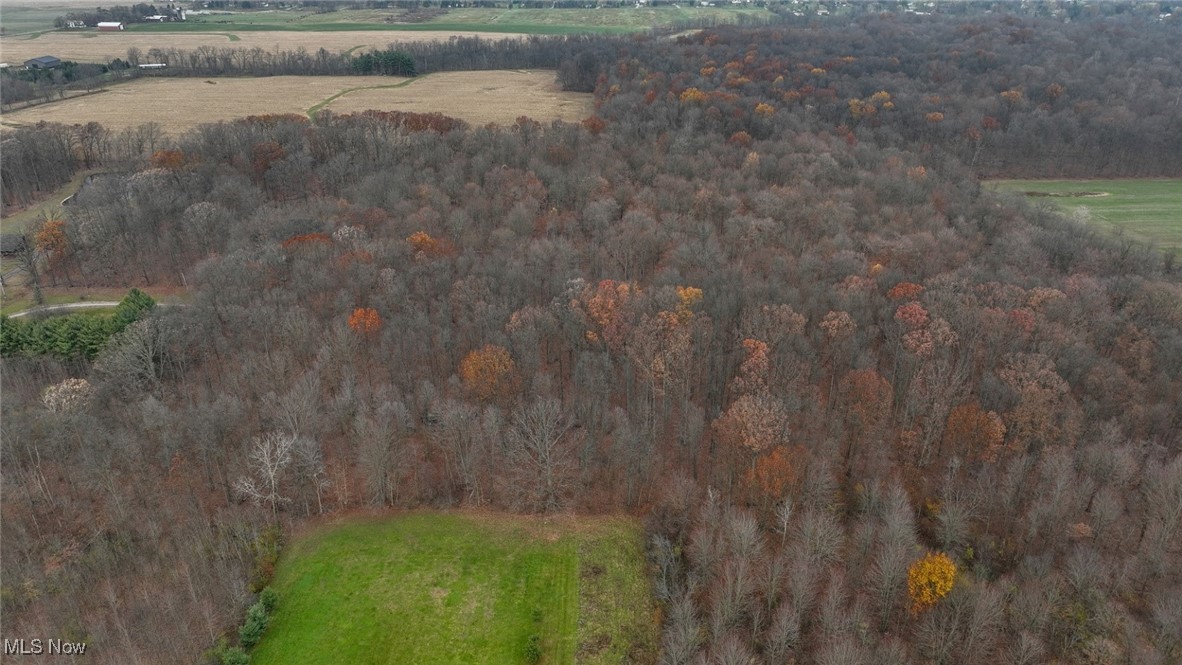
[0,70,591,133]
[989,179,1182,253]
[249,512,657,665]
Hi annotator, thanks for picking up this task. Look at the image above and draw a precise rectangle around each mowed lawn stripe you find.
[250,513,654,665]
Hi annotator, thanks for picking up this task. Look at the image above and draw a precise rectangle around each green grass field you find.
[124,6,771,35]
[249,512,657,665]
[0,5,66,35]
[989,179,1182,252]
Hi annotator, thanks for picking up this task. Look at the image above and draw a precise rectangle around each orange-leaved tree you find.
[907,551,956,613]
[745,445,799,504]
[34,219,69,260]
[348,308,382,336]
[942,401,1006,462]
[459,344,518,402]
[150,149,188,170]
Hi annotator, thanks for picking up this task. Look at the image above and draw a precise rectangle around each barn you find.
[24,56,61,69]
[97,21,125,31]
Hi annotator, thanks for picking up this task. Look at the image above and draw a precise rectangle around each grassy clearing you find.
[989,179,1182,253]
[574,518,659,665]
[0,169,95,235]
[250,512,657,665]
[0,286,185,316]
[0,292,90,317]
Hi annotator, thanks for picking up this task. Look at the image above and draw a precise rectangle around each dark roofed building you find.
[24,56,62,69]
[0,234,28,256]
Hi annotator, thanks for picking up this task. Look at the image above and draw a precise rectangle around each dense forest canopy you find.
[1,8,1180,665]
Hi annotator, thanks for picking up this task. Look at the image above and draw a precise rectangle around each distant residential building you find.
[64,20,86,29]
[97,21,125,31]
[0,235,28,257]
[138,63,168,69]
[24,56,62,69]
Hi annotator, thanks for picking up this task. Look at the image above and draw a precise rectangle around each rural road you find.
[7,302,121,319]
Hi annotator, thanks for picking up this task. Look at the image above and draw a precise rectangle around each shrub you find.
[239,601,269,650]
[525,634,541,664]
[204,639,249,665]
[250,525,283,593]
[221,647,250,665]
[259,587,279,614]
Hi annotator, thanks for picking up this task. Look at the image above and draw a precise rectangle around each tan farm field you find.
[324,70,592,125]
[0,30,524,64]
[0,71,591,133]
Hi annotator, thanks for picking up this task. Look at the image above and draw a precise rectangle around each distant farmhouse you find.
[0,235,28,257]
[24,56,62,70]
[97,21,125,31]
[64,19,86,29]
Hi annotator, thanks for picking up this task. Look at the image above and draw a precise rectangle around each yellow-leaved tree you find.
[907,551,956,613]
[459,344,518,402]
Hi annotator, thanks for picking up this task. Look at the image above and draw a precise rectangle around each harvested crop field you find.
[0,71,590,133]
[323,70,593,125]
[0,30,524,64]
[0,76,383,132]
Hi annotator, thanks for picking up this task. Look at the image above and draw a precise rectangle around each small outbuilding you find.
[97,21,125,31]
[24,56,62,69]
[0,235,28,257]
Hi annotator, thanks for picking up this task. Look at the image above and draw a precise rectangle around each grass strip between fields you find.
[306,75,425,119]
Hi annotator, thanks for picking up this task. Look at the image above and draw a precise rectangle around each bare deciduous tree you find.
[234,431,295,521]
[264,370,322,439]
[504,398,579,513]
[293,436,330,515]
[355,402,406,506]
